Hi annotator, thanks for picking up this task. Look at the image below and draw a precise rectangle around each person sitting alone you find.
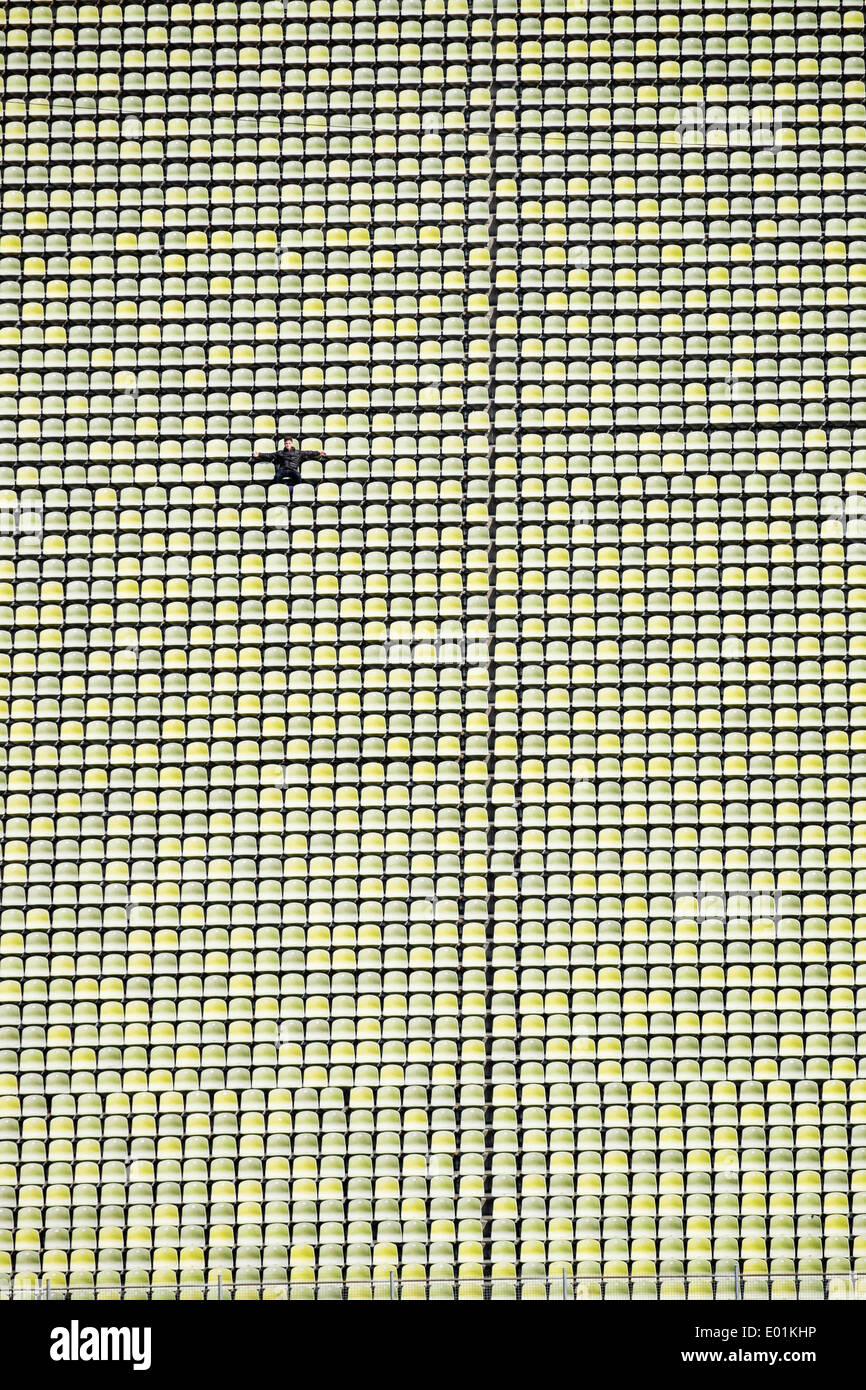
[254,438,323,487]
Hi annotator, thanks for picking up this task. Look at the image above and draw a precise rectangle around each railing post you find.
[217,1272,222,1302]
[562,1268,567,1301]
[389,1268,396,1301]
[734,1263,741,1301]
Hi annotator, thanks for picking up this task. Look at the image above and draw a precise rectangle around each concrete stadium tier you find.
[0,0,864,1300]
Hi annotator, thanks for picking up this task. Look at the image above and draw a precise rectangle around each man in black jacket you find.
[255,438,323,486]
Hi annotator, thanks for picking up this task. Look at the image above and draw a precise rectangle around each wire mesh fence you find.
[4,1272,866,1301]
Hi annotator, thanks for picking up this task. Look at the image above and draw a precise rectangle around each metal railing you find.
[4,1271,866,1301]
